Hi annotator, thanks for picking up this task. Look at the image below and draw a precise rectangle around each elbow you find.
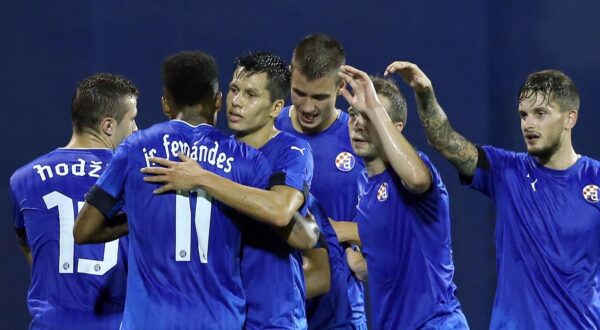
[404,172,432,194]
[270,209,295,228]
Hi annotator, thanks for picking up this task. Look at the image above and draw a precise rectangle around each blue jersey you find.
[356,153,467,329]
[305,195,355,330]
[276,106,366,327]
[464,146,600,329]
[241,131,313,330]
[9,148,128,330]
[94,120,271,329]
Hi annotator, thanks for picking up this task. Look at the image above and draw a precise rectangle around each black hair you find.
[291,34,345,81]
[371,76,408,124]
[71,73,139,133]
[235,52,291,101]
[518,69,579,112]
[161,51,219,108]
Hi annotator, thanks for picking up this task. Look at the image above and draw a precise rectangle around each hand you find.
[338,65,385,117]
[384,61,433,93]
[345,246,368,282]
[140,153,205,193]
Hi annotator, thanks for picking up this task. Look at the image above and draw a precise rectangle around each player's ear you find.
[214,91,222,110]
[101,117,115,136]
[336,76,346,95]
[395,121,405,133]
[565,109,578,129]
[271,99,285,118]
[161,96,171,118]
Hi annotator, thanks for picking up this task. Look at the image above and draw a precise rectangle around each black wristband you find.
[85,185,118,219]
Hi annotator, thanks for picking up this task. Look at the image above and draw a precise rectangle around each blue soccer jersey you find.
[356,153,467,329]
[463,146,600,329]
[305,194,355,330]
[9,148,128,330]
[92,120,271,329]
[276,106,366,328]
[241,131,313,330]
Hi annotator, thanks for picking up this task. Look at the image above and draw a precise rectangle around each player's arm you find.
[73,186,129,244]
[142,154,302,228]
[339,65,431,194]
[328,218,361,245]
[15,228,32,266]
[345,245,368,282]
[274,211,319,250]
[384,61,479,178]
[303,247,331,298]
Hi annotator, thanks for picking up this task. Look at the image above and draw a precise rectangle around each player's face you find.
[519,93,571,159]
[349,95,392,161]
[112,96,138,146]
[290,69,341,133]
[227,69,277,136]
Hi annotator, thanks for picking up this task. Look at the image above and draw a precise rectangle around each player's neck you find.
[236,123,278,149]
[365,157,387,177]
[175,107,212,126]
[291,106,339,135]
[535,140,578,170]
[64,131,112,149]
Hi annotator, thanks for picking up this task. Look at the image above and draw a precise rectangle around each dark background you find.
[2,1,599,328]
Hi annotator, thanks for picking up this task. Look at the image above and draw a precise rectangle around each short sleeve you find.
[269,139,314,193]
[95,142,130,200]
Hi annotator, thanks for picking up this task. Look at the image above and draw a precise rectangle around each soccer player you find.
[9,73,138,329]
[338,66,469,329]
[226,52,314,329]
[275,33,367,329]
[140,51,326,329]
[74,51,273,329]
[386,61,600,328]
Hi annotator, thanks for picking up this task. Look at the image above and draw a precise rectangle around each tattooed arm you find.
[385,61,479,177]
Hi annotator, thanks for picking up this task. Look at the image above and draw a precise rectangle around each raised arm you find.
[385,61,479,177]
[339,65,431,193]
[141,154,303,228]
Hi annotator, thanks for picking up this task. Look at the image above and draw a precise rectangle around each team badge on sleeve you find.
[335,152,355,172]
[377,182,389,202]
[582,184,599,203]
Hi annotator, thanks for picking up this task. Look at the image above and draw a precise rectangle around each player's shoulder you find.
[581,155,600,167]
[10,152,50,186]
[480,145,527,164]
[274,131,311,151]
[579,155,600,175]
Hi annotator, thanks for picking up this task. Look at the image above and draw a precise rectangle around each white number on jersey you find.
[43,191,119,275]
[175,189,212,263]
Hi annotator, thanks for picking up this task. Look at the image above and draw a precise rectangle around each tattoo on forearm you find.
[416,91,477,176]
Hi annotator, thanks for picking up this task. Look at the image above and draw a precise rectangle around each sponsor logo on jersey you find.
[582,184,599,203]
[290,146,305,155]
[335,151,355,172]
[377,182,389,202]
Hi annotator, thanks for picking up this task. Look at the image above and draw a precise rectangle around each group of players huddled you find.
[10,34,600,329]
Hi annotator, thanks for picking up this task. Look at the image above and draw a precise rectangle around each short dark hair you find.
[235,52,291,102]
[371,76,408,124]
[161,51,219,108]
[71,73,139,133]
[291,34,345,81]
[518,69,579,112]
